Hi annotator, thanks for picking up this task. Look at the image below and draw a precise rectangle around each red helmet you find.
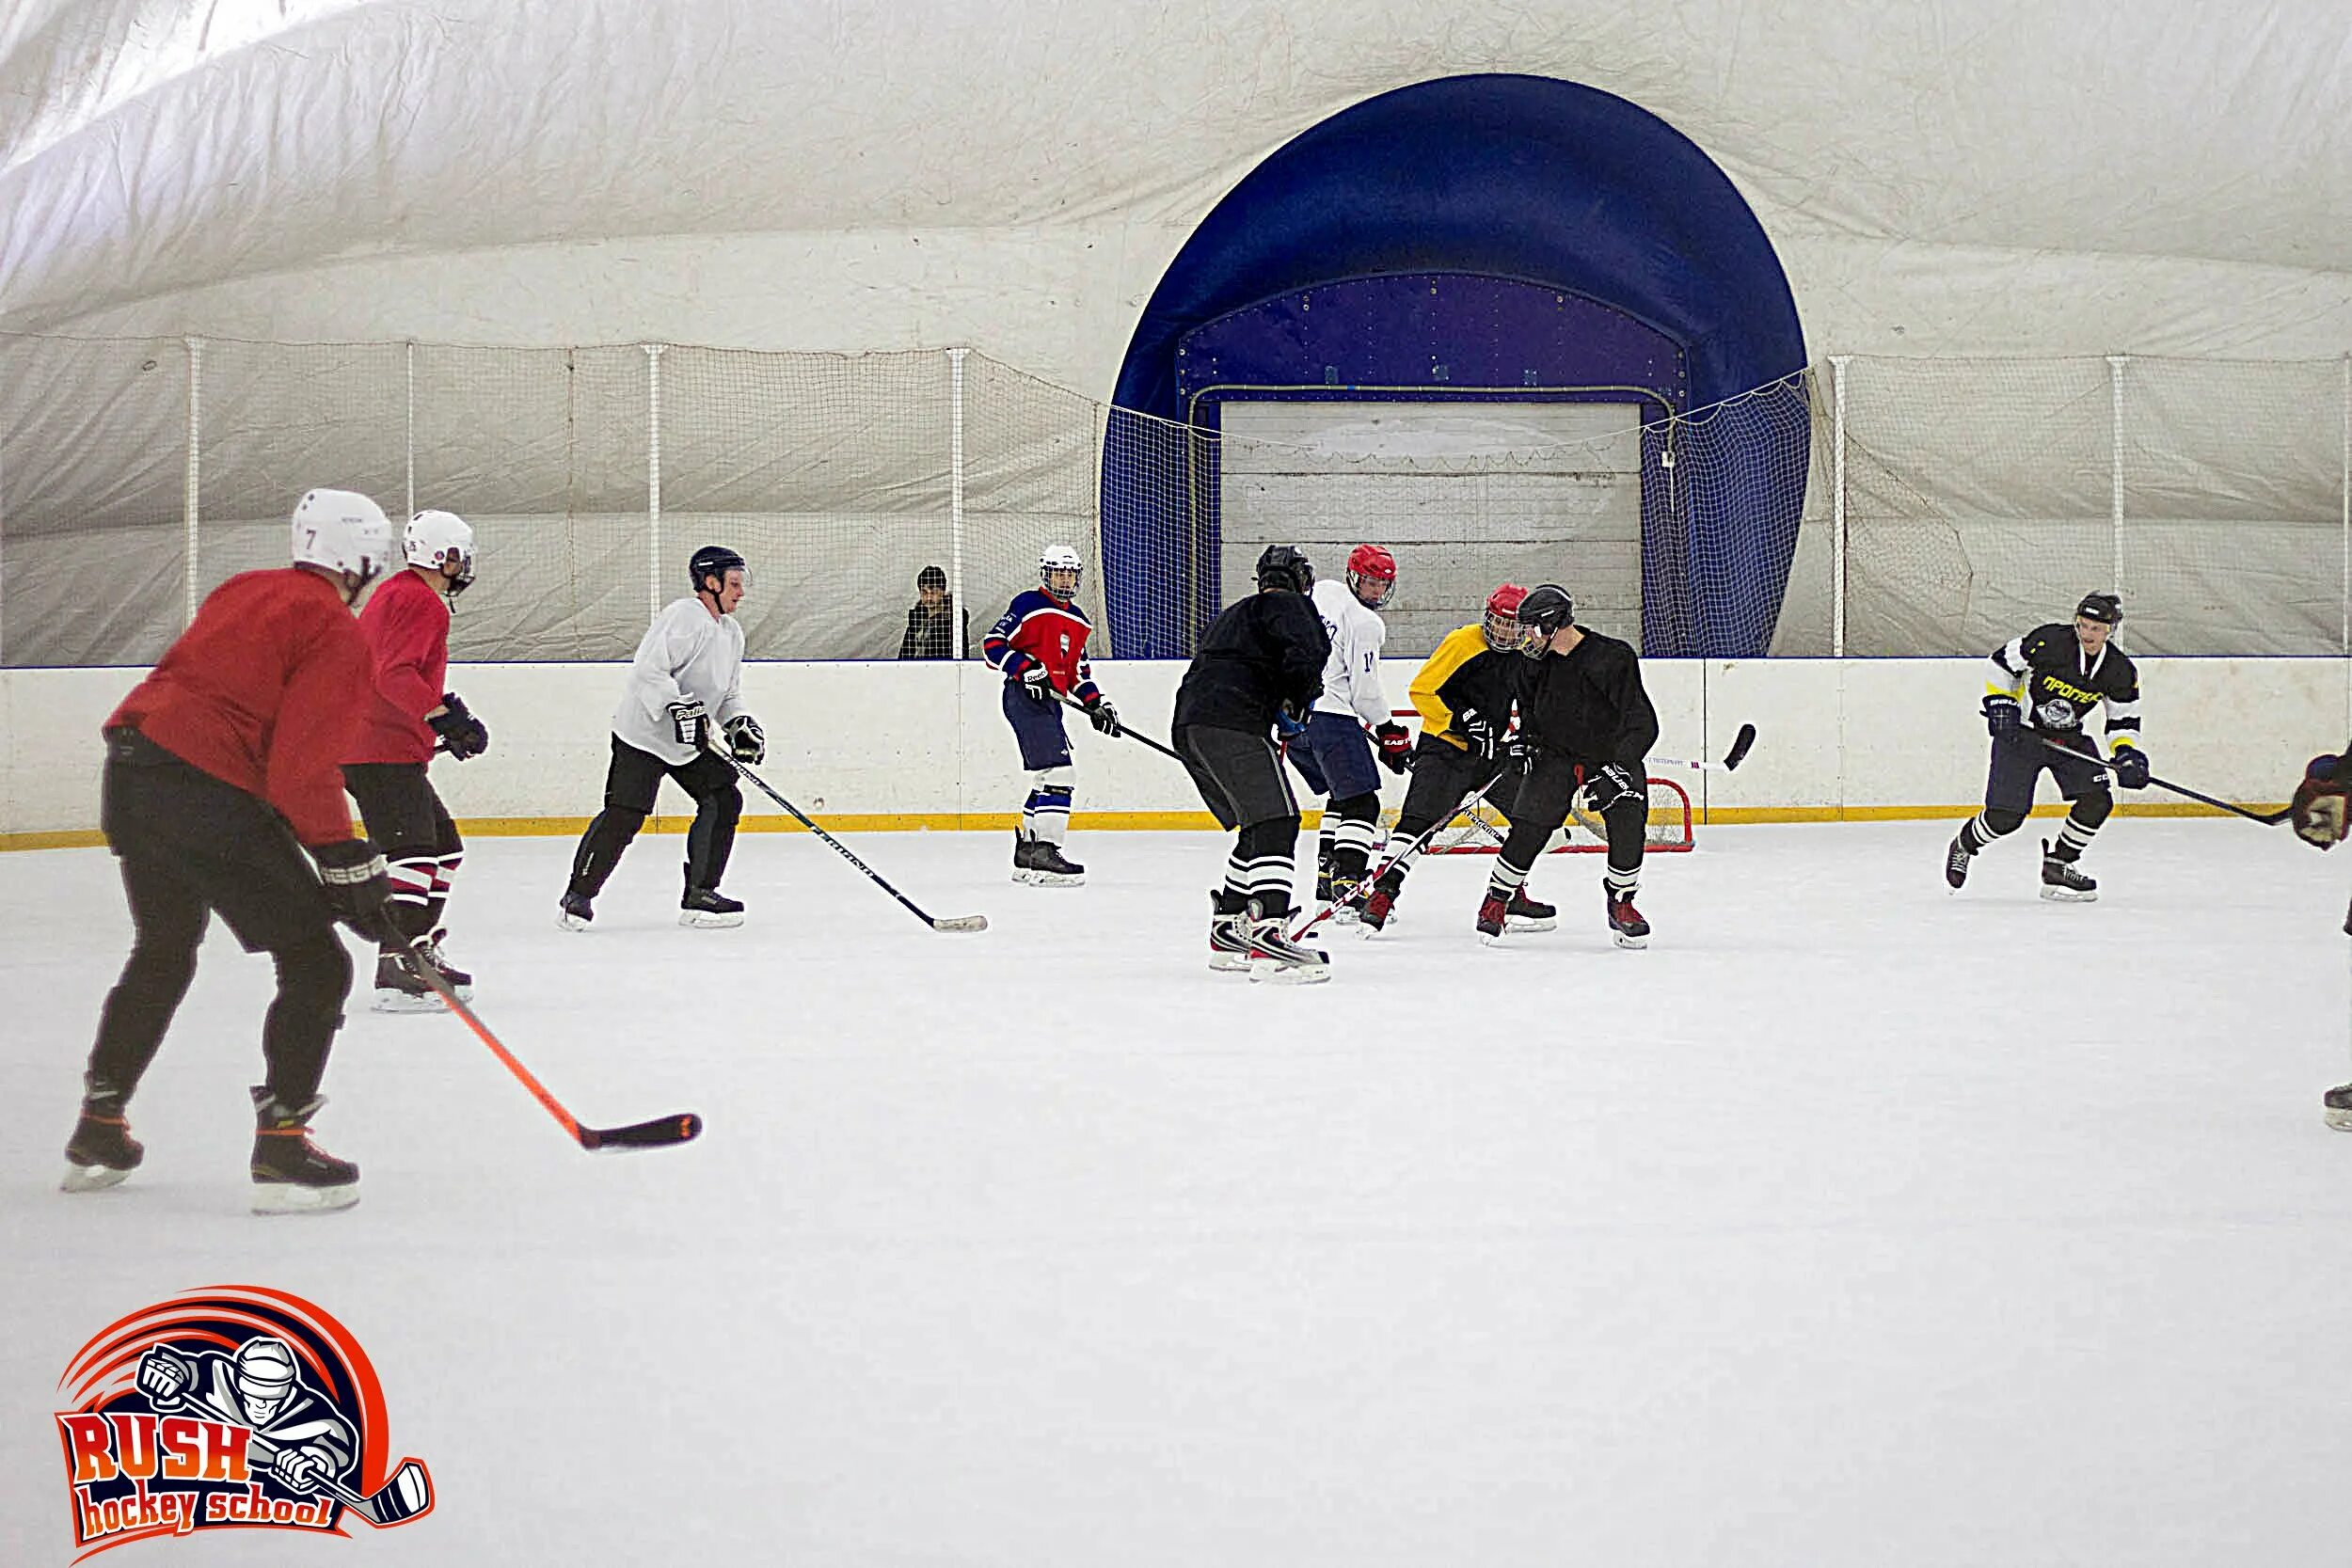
[1344,544,1397,608]
[1483,583,1530,651]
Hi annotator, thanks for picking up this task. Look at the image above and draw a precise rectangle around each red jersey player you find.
[983,545,1120,885]
[342,509,489,1010]
[63,488,397,1213]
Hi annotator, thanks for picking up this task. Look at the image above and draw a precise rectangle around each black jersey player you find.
[1358,584,1555,935]
[1945,593,2148,901]
[2291,749,2352,1127]
[1476,585,1660,948]
[1171,545,1333,981]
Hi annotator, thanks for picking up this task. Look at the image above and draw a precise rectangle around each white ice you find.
[4,819,2349,1565]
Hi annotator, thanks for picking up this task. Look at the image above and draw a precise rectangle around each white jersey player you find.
[1288,545,1414,909]
[559,545,768,929]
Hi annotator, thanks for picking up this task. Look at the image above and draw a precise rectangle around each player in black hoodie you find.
[1172,545,1333,981]
[1479,584,1661,948]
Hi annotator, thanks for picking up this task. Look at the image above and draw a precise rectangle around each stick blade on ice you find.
[580,1112,704,1151]
[932,914,989,932]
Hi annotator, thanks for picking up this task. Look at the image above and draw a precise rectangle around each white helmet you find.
[232,1337,298,1425]
[404,508,476,593]
[290,489,392,589]
[1039,545,1082,595]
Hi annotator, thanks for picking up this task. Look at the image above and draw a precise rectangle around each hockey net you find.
[1376,711,1694,854]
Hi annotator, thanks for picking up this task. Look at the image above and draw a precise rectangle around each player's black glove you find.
[1017,662,1053,703]
[428,691,490,760]
[1374,721,1413,775]
[667,697,707,748]
[1587,761,1644,812]
[1981,693,2022,739]
[1455,707,1500,760]
[723,714,766,766]
[1083,695,1121,736]
[2108,746,2150,790]
[313,839,395,943]
[1503,735,1534,773]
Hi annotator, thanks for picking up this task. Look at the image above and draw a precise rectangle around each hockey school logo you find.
[54,1286,432,1558]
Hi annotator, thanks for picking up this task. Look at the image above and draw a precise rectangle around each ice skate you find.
[556,890,595,931]
[1010,831,1039,885]
[416,928,472,1000]
[1358,874,1402,936]
[249,1088,358,1215]
[679,886,746,927]
[1027,839,1086,887]
[1606,889,1650,949]
[1245,899,1328,983]
[62,1090,141,1193]
[371,950,441,1012]
[1944,833,1973,890]
[1208,894,1253,973]
[2038,840,2097,902]
[1506,888,1557,931]
[2325,1084,2352,1132]
[1327,876,1363,926]
[1475,892,1511,945]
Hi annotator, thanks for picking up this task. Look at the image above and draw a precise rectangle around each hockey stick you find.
[405,947,703,1151]
[155,1385,432,1526]
[2033,734,2293,825]
[1651,722,1758,774]
[713,748,989,932]
[1048,689,1185,764]
[1289,766,1513,942]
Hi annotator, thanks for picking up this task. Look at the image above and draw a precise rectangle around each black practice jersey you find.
[1173,589,1331,734]
[1519,627,1658,766]
[1987,625,2142,751]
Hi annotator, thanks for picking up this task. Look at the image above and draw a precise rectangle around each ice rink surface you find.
[3,818,2349,1566]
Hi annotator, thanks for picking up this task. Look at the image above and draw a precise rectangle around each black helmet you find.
[1517,584,1575,646]
[691,544,747,596]
[1255,544,1314,594]
[2074,591,2122,626]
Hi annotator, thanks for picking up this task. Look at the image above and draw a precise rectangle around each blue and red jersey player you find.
[983,545,1120,885]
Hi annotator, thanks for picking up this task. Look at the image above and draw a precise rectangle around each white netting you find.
[1383,776,1695,856]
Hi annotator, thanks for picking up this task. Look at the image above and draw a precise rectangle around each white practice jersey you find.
[612,595,747,764]
[1309,578,1390,727]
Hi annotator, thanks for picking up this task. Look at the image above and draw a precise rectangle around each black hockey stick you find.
[2034,734,2293,825]
[156,1384,432,1526]
[715,749,989,932]
[406,948,703,1150]
[1653,722,1757,775]
[1048,689,1184,763]
[1289,766,1514,942]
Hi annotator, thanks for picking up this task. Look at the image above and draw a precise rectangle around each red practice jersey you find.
[106,567,371,847]
[346,567,453,765]
[982,590,1101,702]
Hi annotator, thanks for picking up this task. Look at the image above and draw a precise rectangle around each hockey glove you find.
[2108,746,2151,790]
[313,839,396,943]
[429,691,491,760]
[1375,721,1414,775]
[135,1345,193,1404]
[1274,700,1310,739]
[274,1444,338,1496]
[1588,761,1645,813]
[667,697,707,749]
[1981,693,2022,739]
[1455,708,1500,760]
[1018,663,1054,703]
[1084,695,1122,736]
[723,713,766,766]
[2294,752,2351,850]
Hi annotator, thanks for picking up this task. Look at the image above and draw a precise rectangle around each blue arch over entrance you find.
[1102,72,1807,657]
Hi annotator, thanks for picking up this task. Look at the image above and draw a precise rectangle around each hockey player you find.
[983,545,1120,886]
[1944,592,2147,901]
[136,1337,356,1492]
[1288,544,1411,915]
[62,488,397,1213]
[1171,544,1333,980]
[1477,585,1658,947]
[2291,750,2352,1127]
[342,509,489,1011]
[559,545,766,929]
[1359,583,1555,935]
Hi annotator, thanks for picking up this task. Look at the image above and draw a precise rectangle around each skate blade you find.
[678,910,746,928]
[1209,955,1253,974]
[1009,867,1036,885]
[1506,915,1557,933]
[1611,931,1650,949]
[555,911,592,932]
[1029,871,1085,887]
[1477,929,1510,947]
[2325,1107,2352,1132]
[250,1181,360,1215]
[2038,886,2098,903]
[371,989,444,1014]
[1248,959,1330,984]
[61,1164,131,1193]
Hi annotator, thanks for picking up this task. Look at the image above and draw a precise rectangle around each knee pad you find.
[699,783,741,827]
[1331,790,1382,825]
[2070,788,2113,828]
[1237,816,1299,860]
[599,806,649,841]
[276,934,353,1011]
[1981,807,2027,837]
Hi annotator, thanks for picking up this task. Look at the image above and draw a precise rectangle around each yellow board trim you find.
[0,800,2288,853]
